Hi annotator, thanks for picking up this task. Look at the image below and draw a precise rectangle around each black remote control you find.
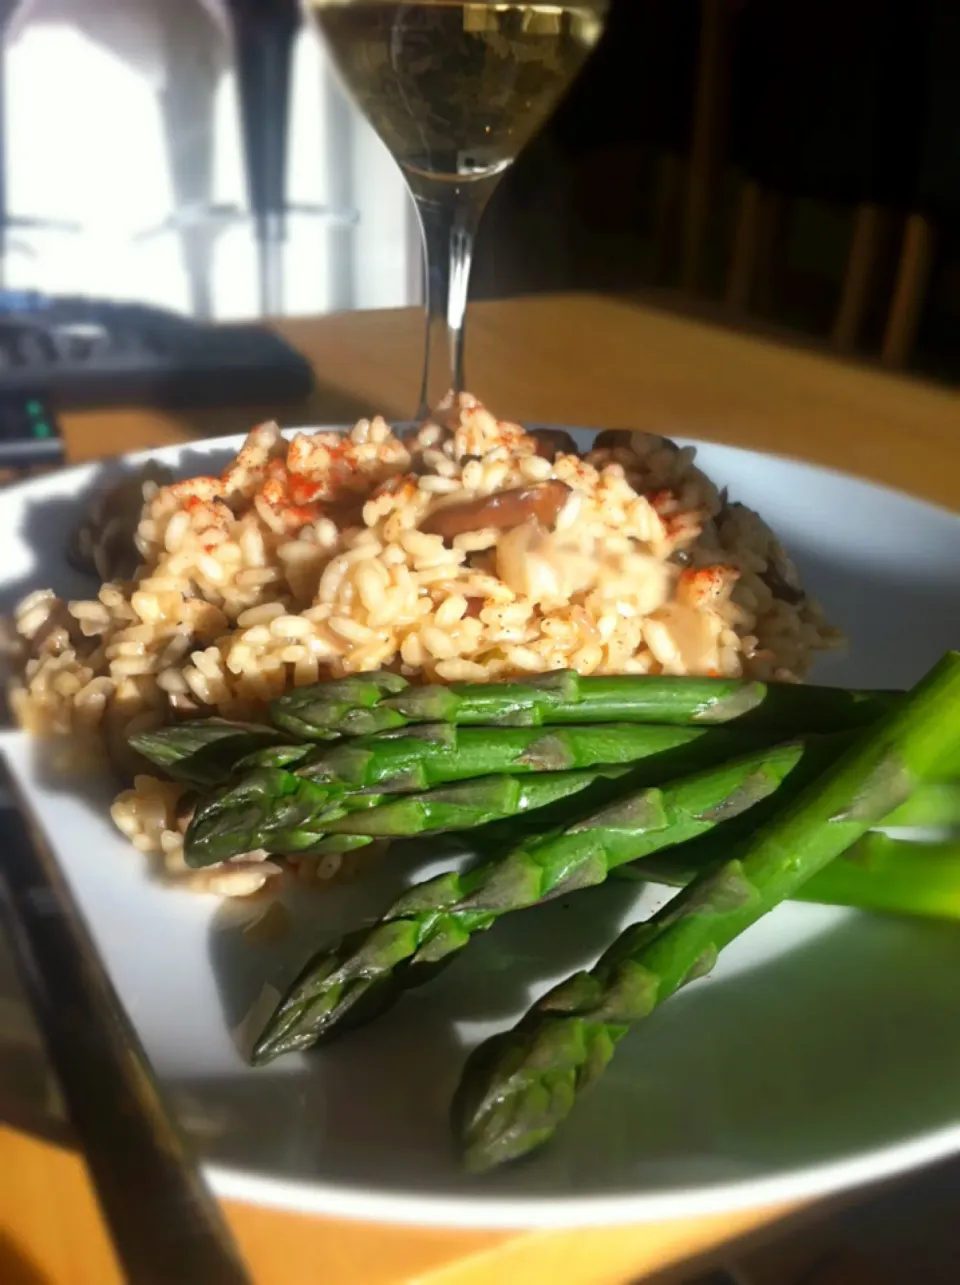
[0,389,63,471]
[0,291,314,415]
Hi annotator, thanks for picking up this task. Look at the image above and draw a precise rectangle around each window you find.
[6,9,419,319]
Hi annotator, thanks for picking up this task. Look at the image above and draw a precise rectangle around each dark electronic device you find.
[0,388,62,471]
[0,289,314,415]
[0,292,315,473]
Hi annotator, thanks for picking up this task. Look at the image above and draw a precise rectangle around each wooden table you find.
[3,293,959,1285]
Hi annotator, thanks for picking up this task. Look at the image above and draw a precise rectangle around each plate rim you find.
[204,1117,960,1227]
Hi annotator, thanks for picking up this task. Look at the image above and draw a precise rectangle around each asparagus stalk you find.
[129,719,295,787]
[184,768,348,866]
[465,773,960,887]
[271,671,898,739]
[183,723,784,865]
[625,833,960,921]
[184,761,637,867]
[297,722,778,792]
[252,737,839,1064]
[268,671,409,740]
[205,749,960,867]
[611,776,960,889]
[794,835,960,919]
[133,672,413,780]
[452,650,960,1172]
[317,767,635,838]
[882,781,960,829]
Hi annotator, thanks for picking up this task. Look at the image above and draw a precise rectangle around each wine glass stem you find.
[409,172,501,419]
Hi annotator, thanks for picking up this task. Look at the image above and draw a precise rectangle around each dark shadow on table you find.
[0,927,71,1149]
[98,380,387,453]
[646,1148,960,1285]
[0,1233,51,1285]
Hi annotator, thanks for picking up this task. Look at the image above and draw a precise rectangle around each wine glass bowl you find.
[304,0,609,414]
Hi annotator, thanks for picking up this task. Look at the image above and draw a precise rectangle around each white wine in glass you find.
[304,0,609,414]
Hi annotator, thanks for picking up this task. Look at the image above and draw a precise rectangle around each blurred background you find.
[479,0,960,383]
[2,0,415,317]
[1,0,958,373]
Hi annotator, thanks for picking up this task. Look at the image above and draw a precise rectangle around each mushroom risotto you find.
[8,394,840,890]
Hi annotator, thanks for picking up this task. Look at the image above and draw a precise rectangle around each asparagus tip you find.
[452,1032,577,1173]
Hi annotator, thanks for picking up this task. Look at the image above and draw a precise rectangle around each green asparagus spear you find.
[184,759,636,866]
[231,745,317,773]
[623,833,960,921]
[297,722,778,792]
[129,719,294,787]
[271,671,899,739]
[453,650,960,1172]
[611,773,960,888]
[318,767,633,838]
[793,835,960,919]
[184,723,783,865]
[268,671,409,740]
[252,737,842,1064]
[184,768,348,866]
[882,780,960,829]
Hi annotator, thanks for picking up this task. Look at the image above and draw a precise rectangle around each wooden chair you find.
[560,0,704,285]
[881,215,936,368]
[881,1,960,368]
[723,0,929,355]
[680,0,742,292]
[475,0,705,298]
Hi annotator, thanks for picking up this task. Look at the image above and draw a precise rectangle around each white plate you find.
[1,430,959,1229]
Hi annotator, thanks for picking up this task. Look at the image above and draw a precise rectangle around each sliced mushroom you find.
[723,502,806,606]
[593,429,680,456]
[530,428,577,459]
[325,495,366,529]
[420,480,572,541]
[67,463,172,581]
[761,562,806,606]
[592,429,627,451]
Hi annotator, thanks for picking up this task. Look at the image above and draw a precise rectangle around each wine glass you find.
[304,0,609,416]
